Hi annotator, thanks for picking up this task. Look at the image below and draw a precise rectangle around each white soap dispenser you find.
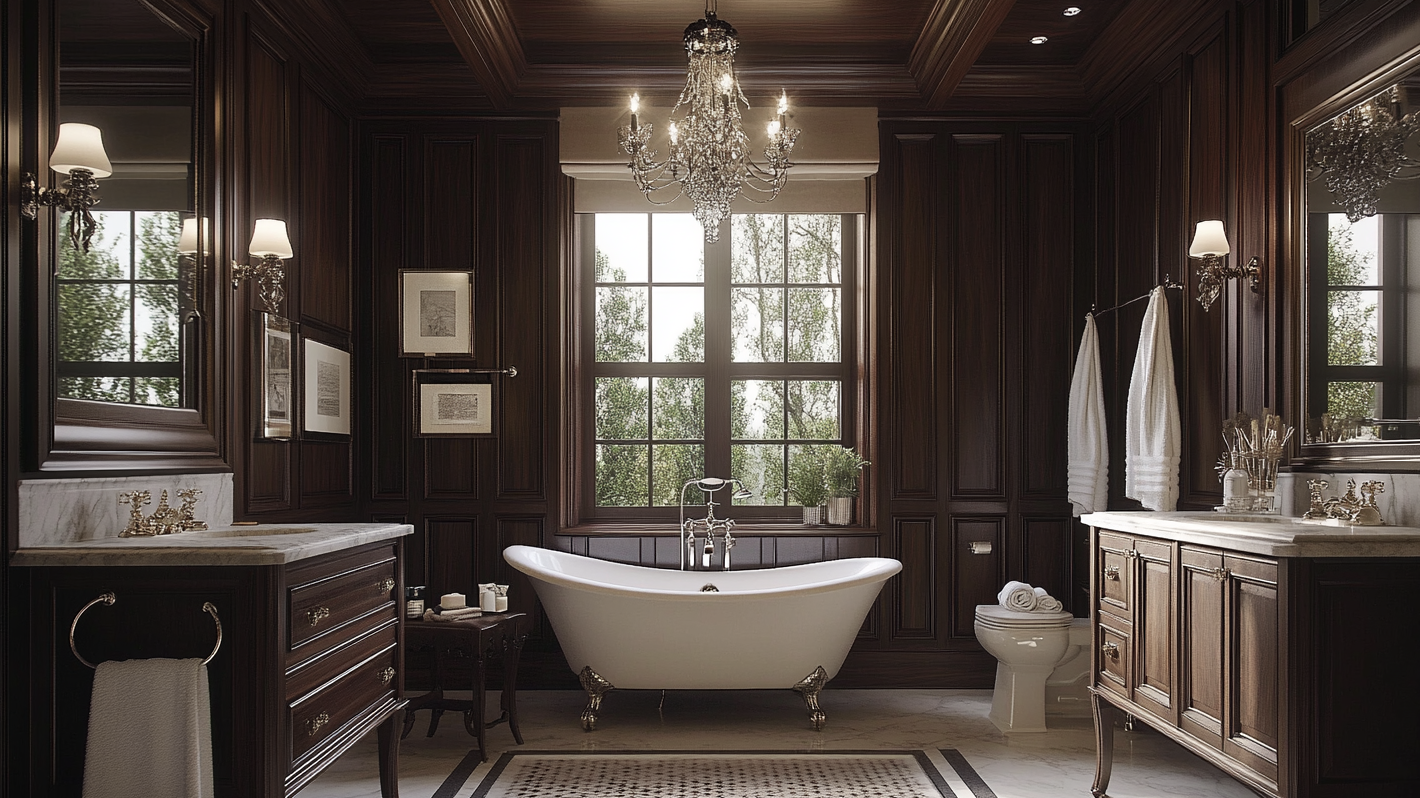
[1221,454,1251,511]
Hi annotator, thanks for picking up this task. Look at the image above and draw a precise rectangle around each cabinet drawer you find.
[1096,623,1130,698]
[289,557,398,653]
[1098,547,1131,616]
[287,618,398,701]
[288,637,398,765]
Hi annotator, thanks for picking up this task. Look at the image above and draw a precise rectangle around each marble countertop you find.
[10,522,414,567]
[1081,511,1420,557]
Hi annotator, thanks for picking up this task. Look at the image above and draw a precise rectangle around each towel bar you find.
[69,591,223,668]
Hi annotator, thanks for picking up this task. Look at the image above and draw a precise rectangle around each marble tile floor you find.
[302,689,1260,798]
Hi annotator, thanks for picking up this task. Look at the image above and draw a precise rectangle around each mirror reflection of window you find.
[55,0,195,408]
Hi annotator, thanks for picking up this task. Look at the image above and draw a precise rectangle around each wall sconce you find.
[231,218,293,313]
[177,216,211,258]
[1188,220,1261,311]
[20,123,113,252]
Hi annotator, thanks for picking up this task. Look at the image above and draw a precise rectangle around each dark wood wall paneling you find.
[231,4,358,521]
[866,121,1084,687]
[357,119,563,684]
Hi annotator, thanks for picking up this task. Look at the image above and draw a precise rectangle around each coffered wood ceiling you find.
[313,0,1218,115]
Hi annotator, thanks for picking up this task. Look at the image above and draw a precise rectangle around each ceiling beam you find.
[428,0,528,110]
[909,0,1020,109]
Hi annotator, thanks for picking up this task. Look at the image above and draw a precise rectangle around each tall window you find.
[581,212,859,520]
[56,209,186,407]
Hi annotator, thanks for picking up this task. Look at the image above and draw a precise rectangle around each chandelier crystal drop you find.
[1306,85,1420,222]
[617,2,800,242]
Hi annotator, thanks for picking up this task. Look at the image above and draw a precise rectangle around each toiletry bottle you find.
[1222,456,1250,511]
[406,586,425,619]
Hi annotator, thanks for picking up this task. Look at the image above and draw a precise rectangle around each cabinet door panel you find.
[1133,552,1173,718]
[1179,548,1224,746]
[1225,559,1279,779]
[1097,534,1131,617]
[1097,622,1130,698]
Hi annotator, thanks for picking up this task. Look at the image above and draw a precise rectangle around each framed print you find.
[414,369,495,437]
[303,339,351,436]
[399,270,473,357]
[255,312,295,440]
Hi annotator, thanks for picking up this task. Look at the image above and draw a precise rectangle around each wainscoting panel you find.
[367,135,410,501]
[891,517,936,641]
[297,81,352,332]
[426,515,479,601]
[424,437,480,500]
[949,517,1004,640]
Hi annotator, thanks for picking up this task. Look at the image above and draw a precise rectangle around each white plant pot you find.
[801,505,823,526]
[826,497,853,526]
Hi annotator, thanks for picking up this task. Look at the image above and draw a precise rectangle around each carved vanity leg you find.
[1090,689,1116,798]
[377,711,401,798]
[792,665,830,731]
[578,666,614,731]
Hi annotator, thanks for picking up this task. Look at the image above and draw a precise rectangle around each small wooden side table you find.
[401,611,527,762]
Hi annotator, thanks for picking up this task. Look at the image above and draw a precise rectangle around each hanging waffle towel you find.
[1068,312,1109,516]
[998,581,1038,612]
[83,658,213,798]
[1125,286,1181,511]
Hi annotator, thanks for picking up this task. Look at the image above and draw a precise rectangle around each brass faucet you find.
[118,488,208,536]
[1306,478,1386,525]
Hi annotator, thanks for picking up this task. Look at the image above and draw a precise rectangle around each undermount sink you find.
[193,526,319,538]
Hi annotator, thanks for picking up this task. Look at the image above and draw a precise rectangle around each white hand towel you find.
[1068,313,1109,516]
[83,658,213,798]
[1032,586,1064,613]
[1125,287,1181,511]
[998,581,1038,612]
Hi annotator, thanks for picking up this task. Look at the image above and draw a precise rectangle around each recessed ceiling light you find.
[1064,7,1082,16]
[1030,36,1049,44]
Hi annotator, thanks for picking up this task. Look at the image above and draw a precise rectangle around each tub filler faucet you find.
[679,477,752,571]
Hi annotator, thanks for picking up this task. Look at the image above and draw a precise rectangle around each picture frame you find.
[399,270,474,357]
[413,369,496,437]
[302,338,351,437]
[255,311,296,440]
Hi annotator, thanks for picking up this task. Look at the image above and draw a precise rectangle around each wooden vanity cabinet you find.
[1091,522,1420,798]
[20,538,406,798]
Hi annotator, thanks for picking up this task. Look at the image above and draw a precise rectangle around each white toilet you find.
[974,604,1090,733]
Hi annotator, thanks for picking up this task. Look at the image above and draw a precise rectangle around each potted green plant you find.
[823,446,869,526]
[786,447,830,525]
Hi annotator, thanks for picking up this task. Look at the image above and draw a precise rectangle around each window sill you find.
[557,523,878,537]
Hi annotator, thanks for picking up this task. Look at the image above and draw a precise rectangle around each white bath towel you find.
[1032,586,1064,613]
[1125,287,1181,511]
[1068,313,1109,516]
[998,581,1038,612]
[83,658,213,798]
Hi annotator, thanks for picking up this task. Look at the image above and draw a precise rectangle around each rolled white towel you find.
[1032,586,1064,613]
[998,581,1038,612]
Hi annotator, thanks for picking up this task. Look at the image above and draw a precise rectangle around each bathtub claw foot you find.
[578,666,614,731]
[792,665,830,731]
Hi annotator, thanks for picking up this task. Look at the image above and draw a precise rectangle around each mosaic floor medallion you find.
[443,750,996,798]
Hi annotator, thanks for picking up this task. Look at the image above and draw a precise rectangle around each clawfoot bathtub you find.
[503,545,901,730]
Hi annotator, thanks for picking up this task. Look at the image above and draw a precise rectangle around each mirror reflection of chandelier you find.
[1306,85,1420,222]
[617,1,800,242]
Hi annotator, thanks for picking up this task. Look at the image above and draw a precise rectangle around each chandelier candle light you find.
[618,2,800,242]
[1307,84,1420,223]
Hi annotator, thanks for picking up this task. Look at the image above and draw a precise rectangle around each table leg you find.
[426,644,447,737]
[377,711,401,798]
[467,636,489,761]
[1090,689,1116,798]
[503,631,527,745]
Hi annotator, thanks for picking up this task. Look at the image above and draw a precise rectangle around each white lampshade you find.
[48,123,113,178]
[178,216,210,255]
[248,218,293,259]
[1188,220,1231,258]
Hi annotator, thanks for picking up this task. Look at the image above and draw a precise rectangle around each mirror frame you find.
[32,0,226,473]
[1285,42,1420,469]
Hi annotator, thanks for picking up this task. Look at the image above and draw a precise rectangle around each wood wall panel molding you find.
[892,517,937,641]
[908,0,1021,109]
[949,134,1006,500]
[298,440,353,500]
[496,516,546,637]
[296,81,352,333]
[429,0,527,110]
[889,133,940,501]
[425,515,479,602]
[949,517,1004,640]
[1018,515,1073,611]
[368,135,410,501]
[424,438,480,499]
[423,138,480,270]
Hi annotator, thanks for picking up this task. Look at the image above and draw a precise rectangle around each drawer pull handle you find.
[379,666,396,686]
[1101,642,1120,660]
[375,578,395,595]
[306,606,331,627]
[306,712,330,737]
[1103,565,1120,581]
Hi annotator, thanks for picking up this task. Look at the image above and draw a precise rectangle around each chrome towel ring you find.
[69,591,223,669]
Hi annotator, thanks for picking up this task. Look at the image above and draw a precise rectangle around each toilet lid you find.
[974,604,1075,628]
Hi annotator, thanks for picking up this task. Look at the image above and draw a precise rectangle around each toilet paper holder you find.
[968,541,993,555]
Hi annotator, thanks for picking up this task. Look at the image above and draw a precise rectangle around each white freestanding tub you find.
[503,544,901,729]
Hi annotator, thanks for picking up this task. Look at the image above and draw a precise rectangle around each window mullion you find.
[704,219,732,479]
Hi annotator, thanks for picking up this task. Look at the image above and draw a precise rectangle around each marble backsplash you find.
[18,473,234,547]
[1277,470,1420,527]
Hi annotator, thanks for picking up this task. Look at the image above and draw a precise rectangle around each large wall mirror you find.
[43,0,223,470]
[1295,57,1420,464]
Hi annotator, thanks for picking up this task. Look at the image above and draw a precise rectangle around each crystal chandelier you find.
[617,1,800,242]
[1306,85,1420,222]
